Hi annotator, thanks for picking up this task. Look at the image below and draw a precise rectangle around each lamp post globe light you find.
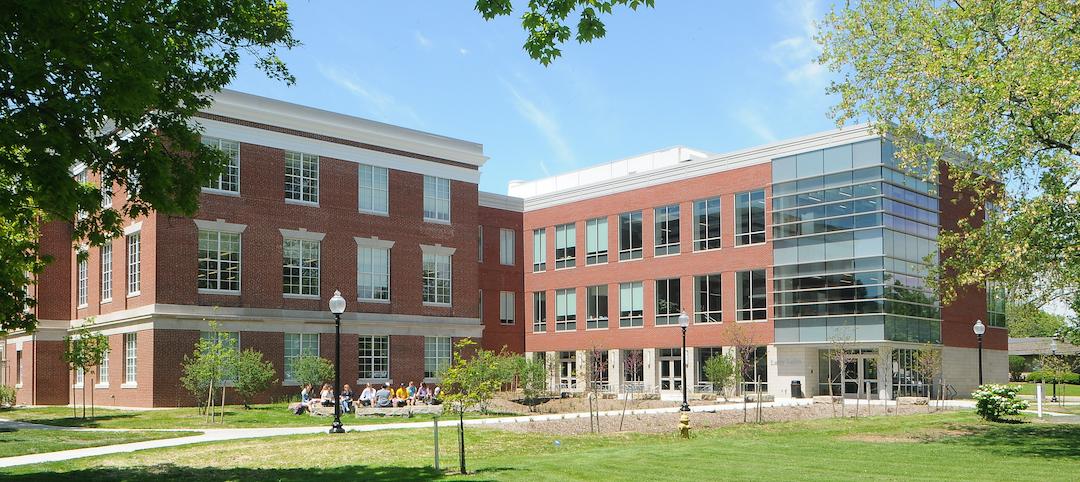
[329,290,347,434]
[973,319,985,387]
[678,312,691,412]
[1050,335,1059,403]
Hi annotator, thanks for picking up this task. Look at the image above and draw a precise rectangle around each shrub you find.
[292,355,334,391]
[1026,371,1080,384]
[1008,355,1027,382]
[972,384,1027,421]
[0,385,15,407]
[233,349,277,409]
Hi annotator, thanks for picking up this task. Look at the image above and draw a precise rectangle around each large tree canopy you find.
[1,0,297,332]
[818,1,1080,317]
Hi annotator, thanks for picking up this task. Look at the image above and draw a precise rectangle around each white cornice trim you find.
[419,244,457,257]
[354,236,396,250]
[279,228,326,242]
[195,219,248,234]
[478,191,525,212]
[123,222,143,235]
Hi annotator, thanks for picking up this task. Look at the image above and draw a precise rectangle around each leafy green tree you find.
[233,349,277,409]
[180,328,238,416]
[818,0,1080,312]
[61,319,110,418]
[1006,303,1068,338]
[292,355,334,391]
[440,339,504,474]
[516,356,548,410]
[1,1,297,333]
[1008,355,1028,382]
[474,0,655,65]
[913,343,944,411]
[703,353,737,401]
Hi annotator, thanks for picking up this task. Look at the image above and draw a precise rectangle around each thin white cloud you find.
[733,107,778,143]
[317,64,425,128]
[768,0,826,86]
[459,48,470,56]
[414,31,432,48]
[501,79,575,166]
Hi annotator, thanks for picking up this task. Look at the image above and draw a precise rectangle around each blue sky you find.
[229,0,841,194]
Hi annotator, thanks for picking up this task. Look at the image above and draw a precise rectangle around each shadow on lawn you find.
[943,421,1080,459]
[3,463,507,482]
[0,412,140,428]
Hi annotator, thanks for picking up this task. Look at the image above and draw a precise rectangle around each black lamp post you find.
[329,290,346,434]
[679,312,690,412]
[973,319,985,386]
[1050,336,1059,403]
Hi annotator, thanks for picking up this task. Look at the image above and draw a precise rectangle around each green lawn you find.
[0,429,197,458]
[0,404,498,430]
[2,412,1078,481]
[1017,382,1080,397]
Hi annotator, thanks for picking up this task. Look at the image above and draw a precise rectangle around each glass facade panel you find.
[619,282,643,327]
[585,217,608,264]
[694,198,722,250]
[654,204,680,255]
[554,223,576,268]
[587,285,608,329]
[619,211,642,260]
[655,278,681,325]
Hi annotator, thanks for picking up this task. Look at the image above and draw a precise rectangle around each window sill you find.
[554,265,576,271]
[554,330,577,333]
[356,378,391,385]
[585,261,608,267]
[77,304,88,309]
[202,188,241,197]
[422,377,441,384]
[283,293,321,300]
[585,327,609,331]
[617,256,643,263]
[14,384,21,389]
[127,292,141,298]
[500,262,515,267]
[423,218,452,225]
[618,325,645,330]
[73,384,83,389]
[692,247,722,253]
[358,298,391,304]
[654,250,680,258]
[121,382,138,389]
[500,321,515,326]
[422,302,452,308]
[94,383,110,389]
[285,198,320,208]
[733,242,767,249]
[100,299,112,305]
[358,209,389,217]
[654,323,682,328]
[734,319,768,324]
[199,289,241,296]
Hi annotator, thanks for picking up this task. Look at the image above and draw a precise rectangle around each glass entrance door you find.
[842,353,878,399]
[658,348,682,390]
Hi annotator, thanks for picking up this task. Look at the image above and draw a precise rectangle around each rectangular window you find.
[359,335,390,379]
[423,175,451,222]
[202,137,240,193]
[124,333,137,384]
[284,151,319,203]
[424,336,452,379]
[655,278,682,325]
[500,228,515,265]
[357,246,390,301]
[555,288,576,331]
[75,170,88,221]
[75,367,84,386]
[77,258,88,307]
[586,285,609,330]
[101,182,111,209]
[127,233,141,295]
[499,291,515,325]
[585,217,608,264]
[198,230,241,293]
[478,226,484,263]
[283,239,320,296]
[987,281,1007,328]
[694,274,722,323]
[284,333,319,381]
[532,292,547,333]
[532,228,547,272]
[694,197,722,250]
[654,204,681,256]
[554,223,576,269]
[98,348,109,385]
[358,164,389,215]
[100,244,112,302]
[737,269,767,321]
[422,253,452,304]
[619,211,643,260]
[619,282,644,327]
[16,350,22,386]
[736,190,766,245]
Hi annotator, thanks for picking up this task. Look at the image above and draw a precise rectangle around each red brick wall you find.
[36,221,72,321]
[10,339,69,405]
[478,205,525,353]
[389,335,425,386]
[523,162,775,353]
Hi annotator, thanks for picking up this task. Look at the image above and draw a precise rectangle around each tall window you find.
[359,335,390,379]
[101,182,111,209]
[283,239,320,296]
[100,244,112,302]
[533,292,547,333]
[198,230,241,292]
[124,333,137,384]
[499,291,515,325]
[619,211,643,260]
[555,288,576,331]
[77,258,88,307]
[554,223,576,269]
[424,336,452,378]
[358,164,389,215]
[586,285,608,329]
[694,274,722,323]
[532,228,547,272]
[478,226,484,262]
[987,282,1007,328]
[585,217,608,264]
[694,197,722,250]
[500,228,515,265]
[619,282,644,327]
[423,175,451,222]
[737,269,767,321]
[357,246,390,301]
[98,348,109,385]
[15,350,22,386]
[735,190,766,245]
[202,137,240,193]
[655,278,681,325]
[76,367,84,386]
[284,151,319,203]
[126,233,141,295]
[422,253,452,304]
[75,170,88,221]
[654,204,680,256]
[284,333,319,381]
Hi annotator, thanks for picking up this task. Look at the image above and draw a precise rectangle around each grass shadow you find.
[3,463,501,481]
[0,412,140,428]
[939,421,1080,459]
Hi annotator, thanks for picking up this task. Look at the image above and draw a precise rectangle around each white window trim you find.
[358,164,389,216]
[734,190,767,247]
[194,219,248,234]
[123,222,142,236]
[499,228,515,266]
[421,251,453,307]
[358,334,391,382]
[356,242,393,303]
[100,244,113,304]
[423,175,452,224]
[279,228,326,242]
[197,229,243,295]
[201,137,241,195]
[499,291,516,325]
[354,236,396,250]
[419,244,457,257]
[283,332,320,384]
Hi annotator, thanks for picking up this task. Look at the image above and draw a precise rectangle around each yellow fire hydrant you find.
[678,413,691,439]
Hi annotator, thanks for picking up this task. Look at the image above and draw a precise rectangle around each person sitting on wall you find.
[292,384,313,414]
[340,384,355,413]
[416,383,430,405]
[320,383,336,407]
[305,383,326,411]
[374,383,393,408]
[358,383,375,407]
[406,381,417,406]
[395,383,409,408]
[431,385,442,405]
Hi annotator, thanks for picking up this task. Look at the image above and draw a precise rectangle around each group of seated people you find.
[298,381,441,414]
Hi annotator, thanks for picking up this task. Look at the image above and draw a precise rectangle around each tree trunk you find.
[205,380,214,424]
[458,408,466,474]
[219,384,226,424]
